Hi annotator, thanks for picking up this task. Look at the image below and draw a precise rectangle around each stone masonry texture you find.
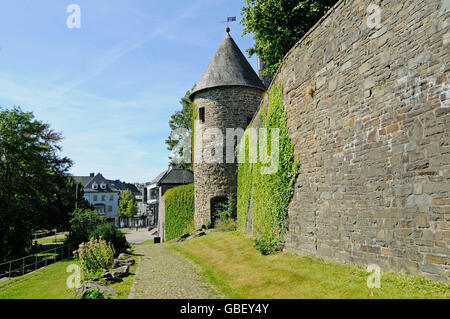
[193,86,264,228]
[245,0,450,282]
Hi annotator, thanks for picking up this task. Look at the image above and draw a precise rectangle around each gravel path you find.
[131,243,223,299]
[125,229,155,245]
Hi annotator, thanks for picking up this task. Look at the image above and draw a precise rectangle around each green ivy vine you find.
[237,84,299,254]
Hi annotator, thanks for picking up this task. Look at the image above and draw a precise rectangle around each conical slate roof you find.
[190,33,266,100]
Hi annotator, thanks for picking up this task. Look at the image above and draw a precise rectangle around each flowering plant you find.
[73,237,115,280]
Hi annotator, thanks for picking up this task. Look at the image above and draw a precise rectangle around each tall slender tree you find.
[118,189,137,226]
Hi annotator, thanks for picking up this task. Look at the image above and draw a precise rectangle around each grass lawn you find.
[120,228,133,234]
[0,250,138,299]
[35,233,67,244]
[169,231,450,299]
[0,258,76,299]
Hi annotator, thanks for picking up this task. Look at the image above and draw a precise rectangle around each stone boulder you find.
[113,257,135,268]
[111,265,129,279]
[101,265,130,283]
[193,231,206,238]
[180,233,190,239]
[76,281,115,299]
[117,253,130,260]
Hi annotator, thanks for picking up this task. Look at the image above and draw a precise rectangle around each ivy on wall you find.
[237,128,254,232]
[165,183,195,241]
[237,84,299,254]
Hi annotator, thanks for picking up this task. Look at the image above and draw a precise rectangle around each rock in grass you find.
[76,282,115,299]
[180,233,190,239]
[118,253,131,260]
[111,265,129,279]
[193,231,206,238]
[113,258,135,268]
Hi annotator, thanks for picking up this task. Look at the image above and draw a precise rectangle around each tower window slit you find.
[199,107,205,123]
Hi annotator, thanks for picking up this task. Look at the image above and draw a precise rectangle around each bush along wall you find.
[237,84,299,255]
[165,183,195,241]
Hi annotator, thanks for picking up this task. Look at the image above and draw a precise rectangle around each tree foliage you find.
[118,189,137,219]
[66,208,106,247]
[0,107,75,262]
[241,0,337,75]
[89,223,130,254]
[165,89,194,170]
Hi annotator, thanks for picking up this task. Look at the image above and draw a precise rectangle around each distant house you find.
[147,165,194,240]
[122,183,152,228]
[74,173,139,227]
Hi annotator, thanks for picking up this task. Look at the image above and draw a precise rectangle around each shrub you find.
[66,208,106,247]
[213,194,237,232]
[89,223,130,255]
[74,238,115,281]
[83,288,106,299]
[254,236,284,255]
[214,194,236,222]
[165,183,195,241]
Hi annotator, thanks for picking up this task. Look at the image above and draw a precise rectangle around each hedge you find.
[165,183,195,241]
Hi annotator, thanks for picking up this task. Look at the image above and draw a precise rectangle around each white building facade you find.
[75,173,126,227]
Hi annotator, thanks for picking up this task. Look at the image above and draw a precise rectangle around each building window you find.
[108,206,112,212]
[93,195,98,201]
[94,204,105,214]
[101,195,106,201]
[199,107,205,123]
[150,188,159,201]
[110,195,114,201]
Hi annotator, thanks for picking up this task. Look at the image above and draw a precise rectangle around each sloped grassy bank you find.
[170,232,449,299]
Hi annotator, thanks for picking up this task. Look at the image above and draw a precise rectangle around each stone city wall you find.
[247,0,449,282]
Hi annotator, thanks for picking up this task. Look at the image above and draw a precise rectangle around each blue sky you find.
[0,0,258,182]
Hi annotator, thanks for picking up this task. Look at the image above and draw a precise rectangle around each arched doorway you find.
[210,196,227,225]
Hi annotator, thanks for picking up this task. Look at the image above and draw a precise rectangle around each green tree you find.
[165,89,194,170]
[118,189,137,226]
[241,0,337,75]
[126,200,138,218]
[0,107,72,261]
[39,176,92,232]
[66,208,106,247]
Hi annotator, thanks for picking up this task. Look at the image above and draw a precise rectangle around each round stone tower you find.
[190,30,266,228]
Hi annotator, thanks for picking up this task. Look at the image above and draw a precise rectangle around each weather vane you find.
[221,15,236,33]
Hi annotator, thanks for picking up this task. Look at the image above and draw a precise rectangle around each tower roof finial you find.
[189,31,266,100]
